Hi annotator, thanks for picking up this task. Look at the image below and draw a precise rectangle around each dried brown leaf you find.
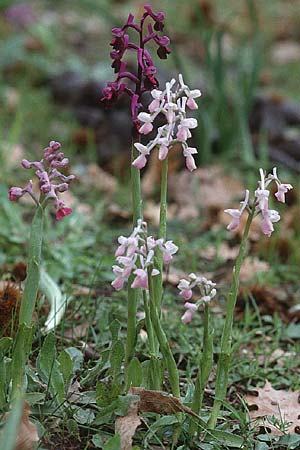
[130,387,201,418]
[168,165,243,221]
[78,163,118,196]
[114,388,203,450]
[115,401,141,450]
[15,401,39,450]
[245,381,300,434]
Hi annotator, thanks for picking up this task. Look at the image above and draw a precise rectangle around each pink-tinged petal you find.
[184,302,198,311]
[132,154,147,169]
[227,216,240,231]
[8,187,23,201]
[158,144,168,160]
[181,302,198,324]
[55,207,73,221]
[115,244,126,257]
[139,122,153,134]
[186,98,198,110]
[179,289,193,300]
[260,217,274,237]
[185,155,197,172]
[131,269,148,289]
[181,309,194,324]
[180,118,198,128]
[176,126,189,141]
[275,184,293,203]
[148,98,160,113]
[112,277,124,290]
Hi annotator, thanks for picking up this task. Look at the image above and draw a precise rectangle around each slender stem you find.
[190,304,213,437]
[19,205,44,326]
[148,267,180,397]
[208,206,255,428]
[159,157,168,241]
[142,291,156,356]
[11,206,44,398]
[125,141,143,375]
[153,157,169,319]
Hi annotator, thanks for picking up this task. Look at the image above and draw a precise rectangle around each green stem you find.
[159,157,168,241]
[19,205,44,326]
[190,304,213,436]
[11,206,44,398]
[148,267,180,397]
[125,141,143,373]
[153,156,168,316]
[208,206,255,428]
[142,291,156,356]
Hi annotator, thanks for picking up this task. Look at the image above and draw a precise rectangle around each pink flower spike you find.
[275,183,293,203]
[55,206,73,221]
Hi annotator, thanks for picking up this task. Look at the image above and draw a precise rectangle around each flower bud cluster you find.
[132,74,201,171]
[225,167,293,237]
[112,219,178,291]
[9,141,75,220]
[101,5,170,122]
[177,273,217,324]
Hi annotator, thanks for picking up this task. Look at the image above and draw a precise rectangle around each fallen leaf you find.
[239,257,269,283]
[130,387,201,418]
[168,165,243,220]
[115,400,141,450]
[76,163,118,196]
[15,401,39,450]
[113,388,203,450]
[245,381,300,434]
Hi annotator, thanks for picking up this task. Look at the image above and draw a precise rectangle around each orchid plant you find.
[104,5,293,436]
[8,140,74,397]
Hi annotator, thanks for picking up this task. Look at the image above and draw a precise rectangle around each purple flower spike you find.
[101,5,170,123]
[9,140,75,221]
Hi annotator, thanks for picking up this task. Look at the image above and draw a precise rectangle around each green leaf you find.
[73,407,95,425]
[11,324,33,395]
[208,430,244,448]
[284,323,300,339]
[65,347,84,372]
[110,319,121,344]
[0,337,12,354]
[110,339,124,379]
[36,333,65,404]
[96,381,110,407]
[59,350,74,387]
[145,416,179,445]
[126,357,142,389]
[25,392,46,405]
[103,434,121,450]
[277,434,300,449]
